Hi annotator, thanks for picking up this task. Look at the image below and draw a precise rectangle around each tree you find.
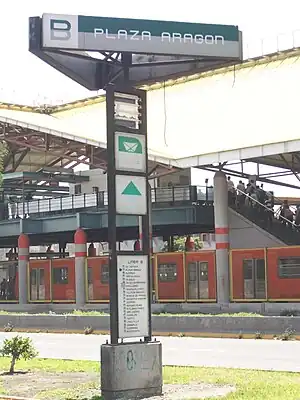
[0,335,38,374]
[162,236,203,252]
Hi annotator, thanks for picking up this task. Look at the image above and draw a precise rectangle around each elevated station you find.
[1,46,300,309]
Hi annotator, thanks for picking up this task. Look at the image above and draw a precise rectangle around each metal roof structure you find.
[1,47,300,186]
[0,107,174,179]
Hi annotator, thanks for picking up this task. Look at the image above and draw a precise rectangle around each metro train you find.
[1,245,300,303]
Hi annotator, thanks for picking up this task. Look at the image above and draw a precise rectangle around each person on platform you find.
[236,180,246,208]
[227,176,236,206]
[0,278,7,300]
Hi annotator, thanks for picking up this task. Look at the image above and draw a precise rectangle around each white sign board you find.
[116,175,147,215]
[117,255,150,338]
[115,132,146,173]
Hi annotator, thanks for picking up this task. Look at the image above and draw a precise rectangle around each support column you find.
[213,171,230,304]
[18,234,29,305]
[74,228,87,308]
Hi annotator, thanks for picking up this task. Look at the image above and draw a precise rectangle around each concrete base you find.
[101,341,162,400]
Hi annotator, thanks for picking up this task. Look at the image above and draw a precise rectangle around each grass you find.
[0,309,263,317]
[0,358,299,399]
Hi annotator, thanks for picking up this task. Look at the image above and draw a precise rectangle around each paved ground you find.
[1,332,300,372]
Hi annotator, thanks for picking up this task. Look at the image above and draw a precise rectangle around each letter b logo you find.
[50,19,71,41]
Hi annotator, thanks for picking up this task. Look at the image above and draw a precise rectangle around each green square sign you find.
[115,132,146,173]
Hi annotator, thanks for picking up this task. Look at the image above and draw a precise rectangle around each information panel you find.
[117,255,150,339]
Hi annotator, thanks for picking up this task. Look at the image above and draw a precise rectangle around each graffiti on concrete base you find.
[126,349,136,371]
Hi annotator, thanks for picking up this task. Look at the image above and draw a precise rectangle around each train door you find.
[243,258,266,299]
[30,268,45,301]
[187,261,209,299]
[186,251,216,301]
[29,260,51,301]
[87,257,109,302]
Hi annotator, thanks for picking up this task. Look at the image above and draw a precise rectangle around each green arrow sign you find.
[118,135,143,154]
[122,181,142,196]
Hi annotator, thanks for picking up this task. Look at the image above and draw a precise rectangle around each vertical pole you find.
[138,216,143,248]
[148,183,154,300]
[142,92,151,342]
[213,171,230,304]
[106,84,119,345]
[18,233,29,305]
[74,228,87,308]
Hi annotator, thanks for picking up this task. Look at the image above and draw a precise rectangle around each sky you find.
[2,0,300,197]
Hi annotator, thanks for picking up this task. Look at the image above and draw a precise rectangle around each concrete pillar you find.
[213,171,230,304]
[18,233,29,305]
[74,228,87,308]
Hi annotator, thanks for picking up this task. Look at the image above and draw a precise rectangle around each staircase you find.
[230,197,300,246]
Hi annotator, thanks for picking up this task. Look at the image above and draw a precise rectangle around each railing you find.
[243,30,300,60]
[236,188,295,226]
[9,192,106,218]
[233,189,300,245]
[5,185,214,220]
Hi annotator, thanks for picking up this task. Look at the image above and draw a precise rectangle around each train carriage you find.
[1,246,300,304]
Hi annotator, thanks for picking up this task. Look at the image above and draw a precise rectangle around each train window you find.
[87,267,93,285]
[53,267,69,284]
[243,260,253,279]
[278,257,300,278]
[243,259,265,279]
[256,259,265,279]
[101,264,109,284]
[188,262,208,281]
[30,270,36,285]
[39,269,45,285]
[199,262,208,281]
[158,263,177,282]
[188,263,197,282]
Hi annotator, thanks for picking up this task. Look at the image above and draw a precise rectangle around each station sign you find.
[115,132,146,173]
[42,13,242,59]
[117,255,149,339]
[115,175,147,215]
[106,85,151,344]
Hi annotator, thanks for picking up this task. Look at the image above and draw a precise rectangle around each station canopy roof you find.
[1,47,300,182]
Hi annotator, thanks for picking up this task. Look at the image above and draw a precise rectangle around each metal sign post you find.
[101,84,162,400]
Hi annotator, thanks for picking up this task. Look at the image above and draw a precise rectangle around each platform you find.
[0,205,213,247]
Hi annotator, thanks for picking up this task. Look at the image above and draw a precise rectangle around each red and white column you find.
[18,234,29,305]
[213,171,230,304]
[74,228,87,308]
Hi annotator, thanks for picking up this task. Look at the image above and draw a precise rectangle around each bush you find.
[255,331,263,339]
[84,326,94,335]
[278,327,296,341]
[4,322,14,332]
[0,335,38,374]
[280,309,299,317]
